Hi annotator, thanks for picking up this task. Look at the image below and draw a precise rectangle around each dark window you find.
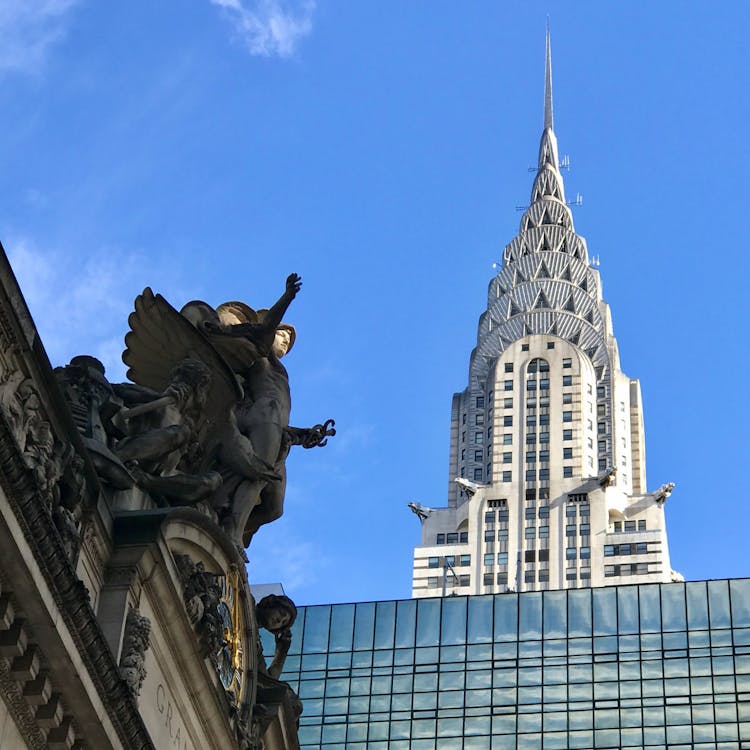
[539,450,549,461]
[525,507,535,520]
[484,530,495,542]
[473,468,482,481]
[538,506,549,519]
[538,549,549,562]
[579,524,590,535]
[525,550,536,562]
[580,547,590,559]
[460,555,471,566]
[428,556,439,568]
[566,524,576,537]
[505,363,514,373]
[539,414,549,425]
[624,521,636,532]
[539,468,549,480]
[547,342,555,349]
[526,415,536,426]
[563,466,573,478]
[538,525,549,538]
[562,358,572,368]
[539,432,549,443]
[563,393,573,404]
[475,413,484,425]
[497,573,508,584]
[538,570,549,582]
[527,379,537,391]
[563,429,573,440]
[563,447,573,460]
[485,511,495,522]
[566,504,577,517]
[459,532,469,543]
[526,433,536,444]
[503,434,512,445]
[503,452,512,463]
[525,469,536,481]
[504,380,513,391]
[474,450,483,462]
[597,386,605,398]
[566,569,577,580]
[437,534,445,544]
[503,416,513,427]
[458,575,470,587]
[476,396,485,409]
[524,570,535,582]
[538,487,549,500]
[503,398,513,408]
[446,533,458,544]
[566,547,577,559]
[598,422,606,434]
[526,451,536,463]
[522,344,529,351]
[563,411,573,423]
[483,573,493,586]
[562,375,573,386]
[502,471,511,483]
[636,543,648,554]
[476,431,484,444]
[498,510,509,521]
[461,449,465,460]
[638,520,646,530]
[539,378,549,390]
[580,568,591,579]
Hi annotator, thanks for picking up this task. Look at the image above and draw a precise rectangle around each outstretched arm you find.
[286,419,336,449]
[262,273,302,332]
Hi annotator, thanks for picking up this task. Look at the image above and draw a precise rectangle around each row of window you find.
[605,563,654,577]
[427,555,471,568]
[426,575,470,588]
[435,532,469,545]
[612,520,647,532]
[605,542,654,556]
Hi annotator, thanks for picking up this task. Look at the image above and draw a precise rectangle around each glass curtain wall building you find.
[265,579,750,750]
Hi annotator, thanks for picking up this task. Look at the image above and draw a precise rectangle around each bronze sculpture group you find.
[56,272,334,550]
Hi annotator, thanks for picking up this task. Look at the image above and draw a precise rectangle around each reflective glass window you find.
[416,598,440,647]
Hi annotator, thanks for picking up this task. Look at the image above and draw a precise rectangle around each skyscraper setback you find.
[412,30,677,596]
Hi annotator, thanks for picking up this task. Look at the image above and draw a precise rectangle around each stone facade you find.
[412,31,677,597]
[0,246,308,749]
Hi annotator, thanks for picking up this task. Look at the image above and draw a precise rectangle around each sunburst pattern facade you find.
[413,31,676,597]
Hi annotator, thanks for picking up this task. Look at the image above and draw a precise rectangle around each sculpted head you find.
[256,594,297,633]
[272,325,296,358]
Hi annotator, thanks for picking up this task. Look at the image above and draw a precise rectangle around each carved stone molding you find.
[119,608,151,698]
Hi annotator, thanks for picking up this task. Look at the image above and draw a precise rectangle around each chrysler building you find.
[411,31,678,596]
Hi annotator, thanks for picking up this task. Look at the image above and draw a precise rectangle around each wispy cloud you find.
[5,238,188,382]
[0,0,79,74]
[210,0,315,58]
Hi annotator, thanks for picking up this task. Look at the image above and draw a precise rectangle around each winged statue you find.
[106,273,335,547]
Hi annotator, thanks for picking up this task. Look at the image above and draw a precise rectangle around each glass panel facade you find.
[269,579,749,749]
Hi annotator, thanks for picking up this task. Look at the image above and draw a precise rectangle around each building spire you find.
[544,18,554,131]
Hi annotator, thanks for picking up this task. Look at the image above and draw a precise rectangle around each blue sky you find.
[0,1,747,605]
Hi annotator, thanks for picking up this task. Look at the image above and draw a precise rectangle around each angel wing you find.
[122,288,242,431]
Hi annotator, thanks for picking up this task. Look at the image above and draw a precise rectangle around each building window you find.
[546,342,555,349]
[562,357,572,368]
[539,378,549,390]
[497,553,508,564]
[476,431,484,444]
[460,531,468,543]
[538,525,549,538]
[526,433,536,444]
[503,434,512,445]
[476,396,485,408]
[526,415,536,426]
[539,432,549,443]
[580,568,591,579]
[445,555,456,566]
[497,573,508,584]
[502,452,512,463]
[458,575,470,587]
[563,466,573,478]
[473,468,482,481]
[474,450,483,462]
[539,488,549,500]
[487,462,492,476]
[539,450,549,461]
[538,506,549,519]
[487,446,493,458]
[525,507,535,520]
[505,363,514,373]
[562,375,573,387]
[522,344,529,351]
[503,398,513,408]
[485,511,495,522]
[428,577,440,588]
[461,449,465,460]
[484,530,494,542]
[483,573,493,586]
[525,527,536,539]
[566,524,576,537]
[624,521,636,532]
[566,547,577,559]
[597,404,606,416]
[526,451,536,463]
[504,380,513,391]
[462,431,466,443]
[502,471,512,482]
[487,426,493,439]
[598,422,606,434]
[563,393,573,404]
[527,379,537,391]
[437,534,445,544]
[539,468,549,480]
[460,554,471,566]
[563,447,573,460]
[638,520,646,530]
[476,413,484,425]
[538,570,549,582]
[604,565,617,578]
[597,386,605,398]
[524,570,535,583]
[428,556,439,568]
[503,416,513,427]
[569,492,588,503]
[562,411,573,422]
[579,524,590,536]
[484,553,494,566]
[525,469,536,481]
[525,550,536,562]
[580,547,590,559]
[446,533,458,544]
[538,550,549,562]
[566,568,577,580]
